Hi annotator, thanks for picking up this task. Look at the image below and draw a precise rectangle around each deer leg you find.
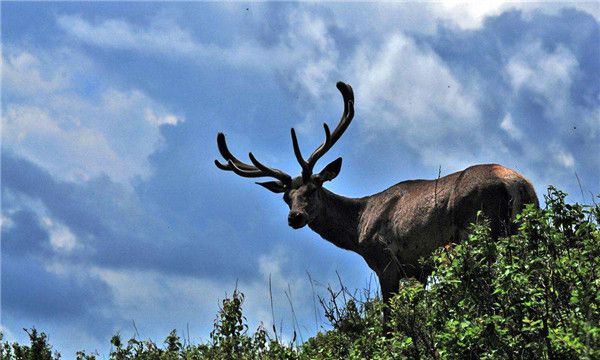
[379,270,400,332]
[416,265,432,285]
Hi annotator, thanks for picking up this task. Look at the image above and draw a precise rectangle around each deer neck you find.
[307,188,365,252]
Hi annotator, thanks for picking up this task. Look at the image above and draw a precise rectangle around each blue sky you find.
[2,2,599,357]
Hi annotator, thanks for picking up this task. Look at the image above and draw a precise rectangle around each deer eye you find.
[283,193,291,203]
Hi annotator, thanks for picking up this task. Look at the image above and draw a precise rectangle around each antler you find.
[215,133,292,184]
[291,81,354,181]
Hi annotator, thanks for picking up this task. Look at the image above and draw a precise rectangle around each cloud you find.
[1,209,51,258]
[2,47,183,184]
[1,208,116,341]
[1,50,70,94]
[275,8,339,99]
[87,245,313,341]
[429,1,600,30]
[1,152,276,349]
[500,114,523,140]
[350,33,480,167]
[506,42,578,117]
[312,2,599,45]
[555,149,576,169]
[56,15,200,55]
[2,255,113,323]
[41,216,80,253]
[429,1,508,29]
[55,10,341,99]
[1,214,119,351]
[55,14,278,71]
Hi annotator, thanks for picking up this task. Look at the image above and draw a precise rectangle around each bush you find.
[2,187,598,359]
[1,328,60,360]
[423,186,599,359]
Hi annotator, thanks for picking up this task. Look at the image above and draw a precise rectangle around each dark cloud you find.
[2,254,112,322]
[407,9,600,197]
[424,8,599,110]
[1,209,51,257]
[1,206,117,343]
[1,149,328,282]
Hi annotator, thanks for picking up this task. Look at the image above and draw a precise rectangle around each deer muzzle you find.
[288,210,308,229]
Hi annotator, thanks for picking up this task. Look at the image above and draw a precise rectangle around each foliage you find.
[419,186,599,359]
[1,328,61,360]
[2,187,598,359]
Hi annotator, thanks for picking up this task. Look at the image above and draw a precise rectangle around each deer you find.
[215,81,538,319]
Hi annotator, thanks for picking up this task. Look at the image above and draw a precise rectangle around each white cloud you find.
[258,247,305,294]
[56,14,279,71]
[90,245,316,341]
[502,42,597,174]
[325,2,599,37]
[56,15,199,56]
[319,1,600,49]
[430,1,508,29]
[506,43,578,117]
[3,104,121,180]
[582,106,600,139]
[41,217,79,253]
[1,48,183,184]
[278,9,339,99]
[144,108,181,126]
[2,51,67,95]
[1,208,17,230]
[555,149,576,169]
[429,1,600,30]
[500,114,524,140]
[349,33,481,166]
[355,34,478,124]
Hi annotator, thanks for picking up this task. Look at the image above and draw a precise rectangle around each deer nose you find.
[288,211,307,229]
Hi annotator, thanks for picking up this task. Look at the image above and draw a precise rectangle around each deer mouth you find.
[289,221,307,229]
[288,211,308,229]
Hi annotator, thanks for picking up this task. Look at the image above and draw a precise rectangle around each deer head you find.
[215,82,354,229]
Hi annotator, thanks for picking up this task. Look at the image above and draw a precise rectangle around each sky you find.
[1,1,599,357]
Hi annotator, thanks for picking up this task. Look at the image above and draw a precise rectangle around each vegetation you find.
[2,187,598,359]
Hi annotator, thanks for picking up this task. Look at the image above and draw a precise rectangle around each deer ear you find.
[256,181,287,193]
[316,157,342,183]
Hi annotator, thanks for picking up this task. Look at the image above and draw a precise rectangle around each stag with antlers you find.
[215,82,538,319]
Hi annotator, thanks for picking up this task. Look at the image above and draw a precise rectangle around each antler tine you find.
[214,159,231,170]
[217,133,256,171]
[227,160,266,178]
[290,128,310,180]
[300,81,355,176]
[309,123,332,161]
[215,133,292,182]
[249,152,291,183]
